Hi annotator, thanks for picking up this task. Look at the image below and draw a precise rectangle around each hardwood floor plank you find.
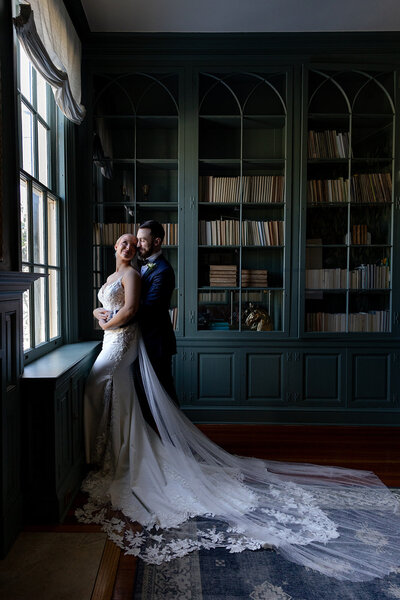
[112,554,138,600]
[197,424,400,486]
[91,540,120,600]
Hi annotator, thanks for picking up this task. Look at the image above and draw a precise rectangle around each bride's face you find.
[115,234,137,262]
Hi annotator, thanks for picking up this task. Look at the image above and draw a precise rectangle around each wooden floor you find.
[25,424,400,599]
[197,423,400,487]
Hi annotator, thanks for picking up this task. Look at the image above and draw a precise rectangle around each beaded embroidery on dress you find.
[78,279,400,582]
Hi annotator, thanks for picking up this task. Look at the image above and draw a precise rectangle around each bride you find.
[78,232,400,582]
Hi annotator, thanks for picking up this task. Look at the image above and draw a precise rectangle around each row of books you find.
[199,220,239,245]
[198,291,274,303]
[306,265,390,289]
[307,173,392,204]
[351,224,369,245]
[198,291,227,303]
[308,178,348,204]
[93,222,178,246]
[308,130,350,159]
[208,265,269,288]
[350,264,390,289]
[306,310,390,332]
[169,307,178,330]
[351,173,392,203]
[198,220,284,246]
[241,220,284,246]
[306,268,347,289]
[93,222,135,246]
[199,175,284,204]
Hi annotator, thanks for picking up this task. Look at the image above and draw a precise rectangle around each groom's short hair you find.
[139,220,165,242]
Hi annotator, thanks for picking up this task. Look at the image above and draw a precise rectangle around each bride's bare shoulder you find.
[121,266,140,284]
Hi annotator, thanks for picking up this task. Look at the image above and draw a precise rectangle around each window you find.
[18,46,65,359]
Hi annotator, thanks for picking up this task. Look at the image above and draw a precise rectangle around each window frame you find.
[17,44,66,363]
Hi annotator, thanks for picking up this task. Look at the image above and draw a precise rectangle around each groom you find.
[134,220,178,426]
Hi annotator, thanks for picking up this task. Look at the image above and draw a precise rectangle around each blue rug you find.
[134,543,400,600]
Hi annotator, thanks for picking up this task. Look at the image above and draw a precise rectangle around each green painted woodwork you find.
[246,353,282,402]
[78,34,400,426]
[20,342,100,522]
[303,354,341,402]
[0,273,41,556]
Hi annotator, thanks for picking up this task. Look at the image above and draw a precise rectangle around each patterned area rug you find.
[134,491,400,599]
[133,546,400,600]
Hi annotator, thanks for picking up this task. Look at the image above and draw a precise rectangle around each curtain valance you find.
[14,1,85,124]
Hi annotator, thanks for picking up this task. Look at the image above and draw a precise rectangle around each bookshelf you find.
[303,69,394,334]
[80,37,400,425]
[91,72,180,331]
[197,72,289,333]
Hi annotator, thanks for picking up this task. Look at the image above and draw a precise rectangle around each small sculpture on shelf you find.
[243,303,273,331]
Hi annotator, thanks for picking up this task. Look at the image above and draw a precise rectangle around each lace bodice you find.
[97,276,137,364]
[98,276,125,312]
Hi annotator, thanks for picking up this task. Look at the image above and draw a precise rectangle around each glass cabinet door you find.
[197,71,290,334]
[303,69,394,334]
[92,72,180,332]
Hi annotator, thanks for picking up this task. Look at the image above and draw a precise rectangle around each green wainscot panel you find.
[351,353,391,405]
[198,352,235,402]
[246,353,283,403]
[303,353,341,402]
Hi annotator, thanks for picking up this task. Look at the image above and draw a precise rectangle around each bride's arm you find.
[99,270,141,330]
[93,307,111,321]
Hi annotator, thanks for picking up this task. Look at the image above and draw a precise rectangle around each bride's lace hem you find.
[76,467,341,562]
[75,499,268,565]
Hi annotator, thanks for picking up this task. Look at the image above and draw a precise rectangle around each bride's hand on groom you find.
[93,308,111,322]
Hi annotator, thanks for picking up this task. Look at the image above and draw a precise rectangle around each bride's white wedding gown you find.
[77,276,400,581]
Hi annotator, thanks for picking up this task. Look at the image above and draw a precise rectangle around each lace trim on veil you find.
[77,333,400,582]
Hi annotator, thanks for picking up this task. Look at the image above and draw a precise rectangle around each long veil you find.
[78,334,400,582]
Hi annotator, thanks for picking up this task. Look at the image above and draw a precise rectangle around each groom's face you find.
[137,227,160,259]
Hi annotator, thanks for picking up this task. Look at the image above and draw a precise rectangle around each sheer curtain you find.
[13,1,85,124]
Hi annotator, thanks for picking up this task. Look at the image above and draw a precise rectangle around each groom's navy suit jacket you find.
[137,254,177,361]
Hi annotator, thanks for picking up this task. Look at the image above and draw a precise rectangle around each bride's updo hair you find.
[138,220,165,242]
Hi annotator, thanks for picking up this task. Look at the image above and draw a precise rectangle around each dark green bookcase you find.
[91,72,181,331]
[302,68,395,334]
[196,71,290,334]
[80,38,400,425]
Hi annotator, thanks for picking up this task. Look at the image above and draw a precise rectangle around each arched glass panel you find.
[353,78,394,115]
[245,79,286,116]
[309,74,349,115]
[94,76,135,115]
[200,76,241,116]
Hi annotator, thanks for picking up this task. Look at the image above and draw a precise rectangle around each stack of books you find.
[241,269,268,288]
[209,265,237,287]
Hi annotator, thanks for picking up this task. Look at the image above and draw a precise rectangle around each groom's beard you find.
[139,242,155,260]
